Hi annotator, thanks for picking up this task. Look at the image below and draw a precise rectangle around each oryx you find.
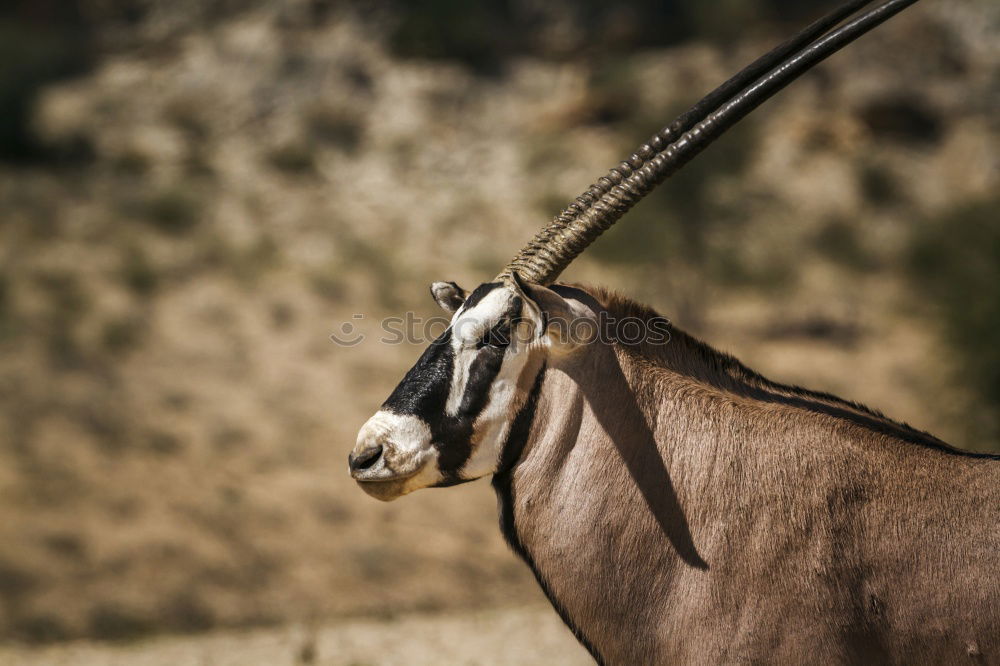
[348,0,1000,662]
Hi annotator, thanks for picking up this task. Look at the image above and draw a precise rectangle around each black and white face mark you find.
[350,277,593,500]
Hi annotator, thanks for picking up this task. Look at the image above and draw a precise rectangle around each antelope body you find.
[347,0,1000,662]
[495,286,1000,664]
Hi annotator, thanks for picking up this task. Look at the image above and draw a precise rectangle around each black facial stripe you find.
[379,326,496,479]
[382,329,454,416]
[381,284,531,483]
[458,295,524,419]
[433,415,475,476]
[460,282,502,311]
[458,346,505,416]
[478,322,510,349]
[508,295,523,339]
[435,343,509,479]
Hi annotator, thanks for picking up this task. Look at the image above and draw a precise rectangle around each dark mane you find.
[581,285,999,460]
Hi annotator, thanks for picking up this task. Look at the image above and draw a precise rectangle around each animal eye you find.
[477,325,510,350]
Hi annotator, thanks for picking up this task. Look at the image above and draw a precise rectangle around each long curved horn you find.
[497,0,920,284]
[496,0,874,282]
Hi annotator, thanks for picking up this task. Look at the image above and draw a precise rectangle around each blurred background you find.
[0,0,996,663]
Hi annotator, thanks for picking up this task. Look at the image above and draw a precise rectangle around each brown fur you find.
[503,286,1000,664]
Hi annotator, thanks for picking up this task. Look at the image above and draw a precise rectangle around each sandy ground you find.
[0,605,592,666]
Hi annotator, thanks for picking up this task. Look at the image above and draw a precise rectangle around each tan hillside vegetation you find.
[0,0,996,647]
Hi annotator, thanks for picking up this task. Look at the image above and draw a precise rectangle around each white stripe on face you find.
[353,281,550,496]
[444,287,517,417]
[461,341,541,480]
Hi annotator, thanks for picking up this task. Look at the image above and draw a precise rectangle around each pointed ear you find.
[430,281,467,314]
[509,275,598,352]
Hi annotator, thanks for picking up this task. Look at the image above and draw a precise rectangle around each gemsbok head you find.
[348,0,1000,663]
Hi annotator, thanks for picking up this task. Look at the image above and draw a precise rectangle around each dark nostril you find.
[349,444,383,472]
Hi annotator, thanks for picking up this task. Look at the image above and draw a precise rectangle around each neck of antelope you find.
[494,315,1000,664]
[494,339,715,663]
